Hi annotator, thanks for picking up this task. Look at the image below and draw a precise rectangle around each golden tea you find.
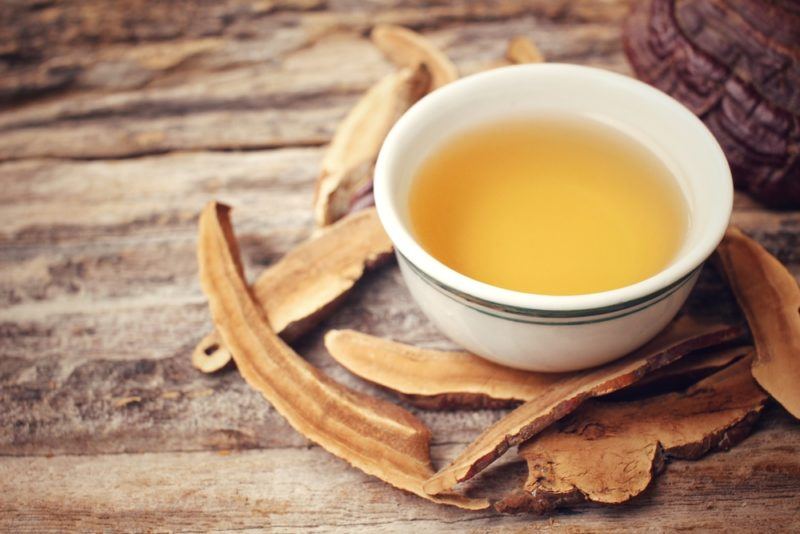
[408,116,688,295]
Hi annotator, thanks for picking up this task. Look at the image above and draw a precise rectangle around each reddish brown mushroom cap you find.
[624,0,800,208]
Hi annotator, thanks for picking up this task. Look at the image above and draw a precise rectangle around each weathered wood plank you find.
[0,149,319,239]
[0,10,630,160]
[0,0,632,101]
[1,0,799,529]
[1,408,797,532]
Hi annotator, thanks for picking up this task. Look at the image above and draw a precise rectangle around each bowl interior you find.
[374,64,732,311]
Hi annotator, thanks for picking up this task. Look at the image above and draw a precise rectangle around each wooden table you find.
[1,1,798,531]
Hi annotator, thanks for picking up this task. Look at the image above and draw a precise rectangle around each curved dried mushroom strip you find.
[314,64,430,226]
[505,36,544,64]
[325,329,557,409]
[371,24,458,89]
[715,226,800,418]
[192,208,393,373]
[422,317,745,496]
[197,202,487,510]
[496,355,767,514]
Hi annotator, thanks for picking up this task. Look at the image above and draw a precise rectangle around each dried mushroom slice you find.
[496,355,767,514]
[483,35,545,70]
[193,208,393,373]
[422,317,745,496]
[371,24,458,89]
[313,65,430,226]
[197,202,487,510]
[505,36,544,64]
[716,226,800,418]
[325,329,549,409]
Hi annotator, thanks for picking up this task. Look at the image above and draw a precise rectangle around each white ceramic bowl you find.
[374,64,732,372]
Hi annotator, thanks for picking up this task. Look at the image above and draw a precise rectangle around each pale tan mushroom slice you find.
[313,64,430,226]
[484,35,545,70]
[716,226,800,418]
[325,328,557,409]
[371,24,458,89]
[505,35,544,64]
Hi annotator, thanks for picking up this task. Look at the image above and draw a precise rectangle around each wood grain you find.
[1,409,797,532]
[1,0,798,530]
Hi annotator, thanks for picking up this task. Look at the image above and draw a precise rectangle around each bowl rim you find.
[373,63,732,313]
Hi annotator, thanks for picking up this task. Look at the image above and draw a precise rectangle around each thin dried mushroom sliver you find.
[197,201,487,510]
[618,344,753,397]
[325,330,752,409]
[716,226,800,418]
[371,24,458,89]
[313,65,430,226]
[192,207,393,373]
[505,36,544,64]
[496,355,767,514]
[422,316,745,496]
[640,344,751,385]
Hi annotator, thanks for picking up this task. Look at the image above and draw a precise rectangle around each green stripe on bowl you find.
[398,251,699,325]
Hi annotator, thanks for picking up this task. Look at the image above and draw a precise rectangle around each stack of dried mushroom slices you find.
[193,27,800,514]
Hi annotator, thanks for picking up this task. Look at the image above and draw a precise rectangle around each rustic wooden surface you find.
[1,0,799,531]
